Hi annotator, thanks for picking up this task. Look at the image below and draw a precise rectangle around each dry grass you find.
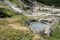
[8,24,30,31]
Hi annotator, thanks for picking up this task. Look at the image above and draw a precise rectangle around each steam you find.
[5,0,23,13]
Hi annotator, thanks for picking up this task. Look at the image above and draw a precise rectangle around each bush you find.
[0,8,15,18]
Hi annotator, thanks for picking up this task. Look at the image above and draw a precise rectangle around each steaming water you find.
[29,22,48,31]
[5,0,23,13]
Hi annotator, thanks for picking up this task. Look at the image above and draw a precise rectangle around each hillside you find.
[0,0,60,40]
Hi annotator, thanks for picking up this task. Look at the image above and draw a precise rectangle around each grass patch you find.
[11,14,31,26]
[0,20,8,26]
[0,27,34,40]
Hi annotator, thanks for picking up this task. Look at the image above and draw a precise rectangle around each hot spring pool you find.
[29,22,48,32]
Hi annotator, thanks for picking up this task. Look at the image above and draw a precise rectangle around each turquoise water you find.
[30,22,47,31]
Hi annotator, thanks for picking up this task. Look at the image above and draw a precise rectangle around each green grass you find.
[0,20,8,26]
[0,4,34,40]
[0,27,34,40]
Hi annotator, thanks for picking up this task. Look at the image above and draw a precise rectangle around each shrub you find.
[0,8,15,18]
